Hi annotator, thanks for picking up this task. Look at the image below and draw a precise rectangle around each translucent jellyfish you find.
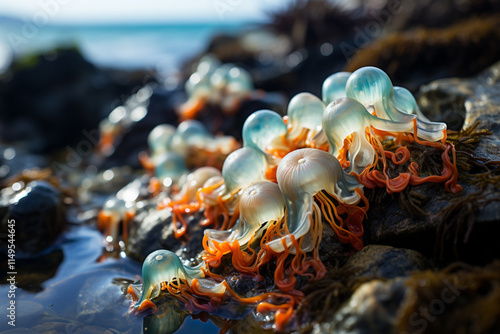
[221,147,268,197]
[172,167,222,205]
[287,92,325,141]
[322,71,351,104]
[267,148,365,253]
[204,181,286,252]
[148,124,176,156]
[322,97,414,174]
[346,66,446,142]
[97,197,135,242]
[154,152,187,183]
[242,109,288,156]
[135,250,225,311]
[163,167,222,238]
[210,64,253,95]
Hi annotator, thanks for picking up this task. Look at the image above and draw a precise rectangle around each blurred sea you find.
[0,21,251,73]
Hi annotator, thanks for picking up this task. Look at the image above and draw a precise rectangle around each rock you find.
[0,47,152,153]
[344,245,430,280]
[419,61,500,131]
[313,278,407,334]
[0,180,67,257]
[126,203,205,262]
[314,262,500,334]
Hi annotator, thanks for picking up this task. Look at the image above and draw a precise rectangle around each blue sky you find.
[0,0,293,24]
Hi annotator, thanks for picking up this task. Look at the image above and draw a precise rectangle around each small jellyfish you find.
[135,250,225,311]
[97,197,135,243]
[286,92,325,142]
[242,109,288,157]
[267,148,365,253]
[221,147,268,197]
[148,124,176,156]
[204,181,286,263]
[161,167,222,238]
[346,66,446,142]
[210,64,253,95]
[322,97,414,174]
[172,120,211,150]
[322,71,351,104]
[154,152,187,183]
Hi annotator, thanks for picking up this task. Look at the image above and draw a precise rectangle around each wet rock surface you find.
[0,180,67,257]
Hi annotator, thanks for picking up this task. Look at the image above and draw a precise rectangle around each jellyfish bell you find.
[154,152,187,183]
[322,71,351,104]
[393,86,446,141]
[173,167,221,204]
[267,148,362,252]
[287,92,325,140]
[148,124,176,156]
[98,197,136,242]
[242,109,288,156]
[221,147,268,197]
[169,120,211,155]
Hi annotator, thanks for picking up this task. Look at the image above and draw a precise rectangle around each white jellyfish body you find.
[205,181,286,249]
[322,71,351,104]
[322,97,414,174]
[267,148,361,252]
[287,92,326,139]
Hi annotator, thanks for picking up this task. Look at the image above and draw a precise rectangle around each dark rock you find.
[313,278,407,334]
[0,180,67,257]
[0,47,152,153]
[315,262,500,334]
[127,203,205,262]
[419,61,500,132]
[345,245,430,280]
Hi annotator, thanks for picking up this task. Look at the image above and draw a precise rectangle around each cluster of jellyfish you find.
[113,66,462,331]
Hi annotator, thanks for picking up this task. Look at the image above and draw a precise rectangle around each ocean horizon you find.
[0,20,256,73]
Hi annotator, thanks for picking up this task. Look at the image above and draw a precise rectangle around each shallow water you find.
[0,224,220,333]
